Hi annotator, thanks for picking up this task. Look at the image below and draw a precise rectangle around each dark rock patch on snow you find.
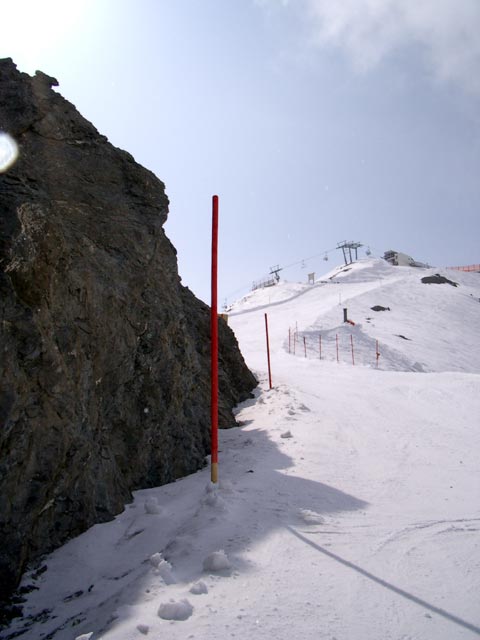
[421,274,458,287]
[371,305,390,312]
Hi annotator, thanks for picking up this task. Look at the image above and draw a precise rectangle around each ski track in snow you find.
[3,259,480,640]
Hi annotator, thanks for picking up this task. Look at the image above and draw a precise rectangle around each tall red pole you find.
[265,313,273,390]
[211,195,219,484]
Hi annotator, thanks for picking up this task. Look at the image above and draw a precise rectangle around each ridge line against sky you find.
[1,0,479,303]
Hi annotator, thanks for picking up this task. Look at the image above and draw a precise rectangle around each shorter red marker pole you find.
[265,313,272,390]
[211,195,219,484]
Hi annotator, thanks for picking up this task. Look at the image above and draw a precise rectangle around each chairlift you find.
[366,247,372,256]
[301,260,306,269]
[323,253,329,261]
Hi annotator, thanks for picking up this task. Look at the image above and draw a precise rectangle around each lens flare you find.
[0,133,19,172]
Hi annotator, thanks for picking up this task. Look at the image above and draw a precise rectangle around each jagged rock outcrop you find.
[0,58,257,608]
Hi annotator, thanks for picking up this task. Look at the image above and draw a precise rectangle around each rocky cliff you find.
[0,58,256,609]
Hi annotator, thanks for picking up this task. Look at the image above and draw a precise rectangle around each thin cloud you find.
[305,0,480,94]
[260,0,480,95]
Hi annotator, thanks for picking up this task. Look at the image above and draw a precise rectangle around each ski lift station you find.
[383,250,430,268]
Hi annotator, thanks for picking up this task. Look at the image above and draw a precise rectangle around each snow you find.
[149,554,175,585]
[189,581,208,595]
[3,258,480,640]
[144,496,162,514]
[157,599,193,621]
[202,550,231,572]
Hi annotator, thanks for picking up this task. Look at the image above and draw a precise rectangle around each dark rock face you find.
[0,58,256,605]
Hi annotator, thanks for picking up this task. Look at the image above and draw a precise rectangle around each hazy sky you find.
[2,0,479,304]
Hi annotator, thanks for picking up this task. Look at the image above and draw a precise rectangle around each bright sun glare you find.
[0,133,19,172]
[0,0,91,73]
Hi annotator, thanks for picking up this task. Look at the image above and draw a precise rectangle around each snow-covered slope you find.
[230,259,480,374]
[4,259,480,640]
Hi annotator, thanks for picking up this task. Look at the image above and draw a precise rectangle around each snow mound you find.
[203,550,231,572]
[149,553,175,584]
[149,552,163,567]
[299,509,325,525]
[157,599,193,621]
[74,634,93,640]
[190,580,208,595]
[144,496,161,514]
[202,483,227,509]
[205,481,217,493]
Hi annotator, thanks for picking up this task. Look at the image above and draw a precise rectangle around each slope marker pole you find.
[350,334,355,366]
[265,313,273,390]
[336,334,339,363]
[211,195,219,484]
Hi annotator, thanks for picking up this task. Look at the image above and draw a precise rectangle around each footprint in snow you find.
[299,509,325,525]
